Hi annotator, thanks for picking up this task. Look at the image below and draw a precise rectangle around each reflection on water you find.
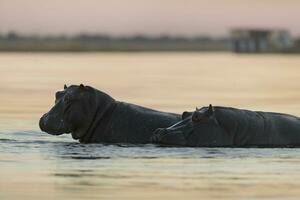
[1,53,300,199]
[2,131,300,200]
[0,132,300,199]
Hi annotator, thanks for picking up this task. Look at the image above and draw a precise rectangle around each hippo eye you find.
[63,94,71,104]
[192,113,200,122]
[192,112,204,122]
[55,92,65,104]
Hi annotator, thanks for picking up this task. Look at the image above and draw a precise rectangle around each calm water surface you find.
[1,53,300,199]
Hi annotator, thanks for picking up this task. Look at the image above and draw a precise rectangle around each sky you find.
[1,0,300,37]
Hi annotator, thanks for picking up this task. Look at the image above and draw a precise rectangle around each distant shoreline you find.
[0,33,299,53]
[0,40,229,52]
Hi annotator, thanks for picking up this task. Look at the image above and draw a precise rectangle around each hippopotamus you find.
[151,105,300,147]
[39,84,181,143]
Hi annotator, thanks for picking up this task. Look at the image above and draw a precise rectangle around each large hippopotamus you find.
[39,84,180,143]
[151,105,300,147]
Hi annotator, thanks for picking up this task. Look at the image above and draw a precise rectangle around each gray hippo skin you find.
[151,105,300,147]
[39,84,181,143]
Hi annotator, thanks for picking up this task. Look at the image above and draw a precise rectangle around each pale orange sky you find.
[0,0,300,37]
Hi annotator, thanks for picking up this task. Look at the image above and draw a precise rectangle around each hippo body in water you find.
[151,105,300,147]
[39,84,180,143]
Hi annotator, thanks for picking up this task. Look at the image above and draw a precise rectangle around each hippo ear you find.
[206,104,214,116]
[64,84,68,89]
[79,84,85,89]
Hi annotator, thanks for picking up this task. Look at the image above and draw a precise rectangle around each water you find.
[1,52,300,199]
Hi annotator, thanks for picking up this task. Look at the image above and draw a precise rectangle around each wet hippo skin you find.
[151,105,300,147]
[39,84,181,143]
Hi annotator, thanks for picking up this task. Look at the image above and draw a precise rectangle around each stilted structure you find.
[231,29,293,53]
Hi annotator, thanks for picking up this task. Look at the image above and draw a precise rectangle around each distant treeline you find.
[0,32,230,52]
[0,32,300,52]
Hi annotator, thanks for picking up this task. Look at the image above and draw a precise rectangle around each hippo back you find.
[215,107,300,147]
[88,101,181,144]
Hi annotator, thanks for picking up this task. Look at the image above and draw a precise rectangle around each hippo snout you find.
[154,128,168,135]
[39,114,47,131]
[150,128,169,143]
[39,113,55,133]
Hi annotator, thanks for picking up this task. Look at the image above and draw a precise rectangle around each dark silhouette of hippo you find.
[39,84,181,143]
[151,105,300,147]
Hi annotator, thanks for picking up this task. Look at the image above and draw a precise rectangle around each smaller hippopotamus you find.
[151,105,300,147]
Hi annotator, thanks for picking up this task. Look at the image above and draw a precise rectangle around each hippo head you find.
[154,105,228,146]
[39,84,114,140]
